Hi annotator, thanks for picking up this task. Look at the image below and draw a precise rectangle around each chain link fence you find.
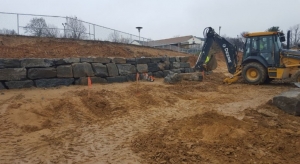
[0,12,201,54]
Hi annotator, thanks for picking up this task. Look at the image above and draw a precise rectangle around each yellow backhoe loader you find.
[195,27,300,84]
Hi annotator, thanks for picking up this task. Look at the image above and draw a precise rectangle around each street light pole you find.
[136,27,143,44]
[62,23,67,38]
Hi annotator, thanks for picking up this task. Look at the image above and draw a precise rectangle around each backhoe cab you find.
[195,27,300,84]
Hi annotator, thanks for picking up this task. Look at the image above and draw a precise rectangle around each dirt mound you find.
[132,103,300,164]
[0,35,189,58]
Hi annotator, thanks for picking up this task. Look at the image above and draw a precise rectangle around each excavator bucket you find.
[205,54,218,71]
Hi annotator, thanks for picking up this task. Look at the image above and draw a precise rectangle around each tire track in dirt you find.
[0,78,294,163]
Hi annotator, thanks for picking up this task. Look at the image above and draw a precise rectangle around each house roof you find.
[131,40,147,45]
[149,35,194,46]
[148,35,205,46]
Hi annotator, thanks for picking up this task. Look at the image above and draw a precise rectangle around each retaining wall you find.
[0,56,194,89]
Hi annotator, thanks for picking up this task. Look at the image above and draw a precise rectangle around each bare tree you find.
[108,31,131,44]
[119,37,131,44]
[108,31,120,42]
[65,16,87,39]
[24,17,48,37]
[289,24,300,47]
[45,24,60,37]
[0,28,17,35]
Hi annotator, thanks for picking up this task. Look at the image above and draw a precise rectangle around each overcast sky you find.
[1,0,300,40]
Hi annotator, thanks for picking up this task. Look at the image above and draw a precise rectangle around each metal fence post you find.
[17,14,19,34]
[93,24,95,40]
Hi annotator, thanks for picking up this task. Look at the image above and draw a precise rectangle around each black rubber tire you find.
[264,77,274,84]
[291,71,300,82]
[242,62,267,85]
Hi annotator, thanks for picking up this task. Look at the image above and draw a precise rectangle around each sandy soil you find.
[1,36,300,163]
[1,67,299,163]
[0,35,189,58]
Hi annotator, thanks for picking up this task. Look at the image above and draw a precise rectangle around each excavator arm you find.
[195,27,239,74]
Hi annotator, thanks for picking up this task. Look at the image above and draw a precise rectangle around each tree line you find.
[0,16,132,43]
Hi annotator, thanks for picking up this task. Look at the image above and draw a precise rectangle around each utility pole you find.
[219,26,221,35]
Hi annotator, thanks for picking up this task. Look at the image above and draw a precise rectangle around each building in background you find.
[140,35,204,54]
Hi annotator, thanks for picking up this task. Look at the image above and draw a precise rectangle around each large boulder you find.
[5,80,34,89]
[81,57,111,63]
[92,63,108,77]
[137,64,148,73]
[0,68,27,81]
[117,64,136,75]
[57,65,73,78]
[136,58,151,64]
[0,82,6,90]
[21,58,53,68]
[273,89,300,116]
[107,63,119,77]
[0,59,21,68]
[72,63,94,78]
[126,58,136,65]
[35,78,74,88]
[164,72,203,84]
[112,57,126,64]
[28,68,57,79]
[54,58,80,65]
[106,76,128,83]
[148,63,160,72]
[75,77,107,85]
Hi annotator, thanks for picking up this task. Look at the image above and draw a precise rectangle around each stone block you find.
[106,76,128,83]
[28,68,57,79]
[184,68,195,73]
[35,78,74,88]
[126,58,136,65]
[169,57,176,62]
[157,63,167,71]
[180,56,190,62]
[72,63,94,78]
[92,63,108,77]
[75,77,107,85]
[81,57,111,63]
[136,58,151,64]
[5,80,34,89]
[0,59,21,68]
[171,69,182,73]
[150,57,163,63]
[180,62,191,68]
[153,71,164,78]
[0,68,27,81]
[107,63,119,77]
[137,64,148,73]
[21,58,53,68]
[117,64,136,75]
[163,70,173,77]
[0,82,6,89]
[164,72,203,84]
[148,63,160,72]
[57,65,73,78]
[112,58,126,64]
[126,74,136,81]
[172,62,181,69]
[273,89,300,116]
[54,58,80,65]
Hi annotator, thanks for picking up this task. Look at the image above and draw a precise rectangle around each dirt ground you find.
[0,35,189,58]
[1,36,300,164]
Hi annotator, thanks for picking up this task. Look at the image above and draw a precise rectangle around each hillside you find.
[0,35,190,59]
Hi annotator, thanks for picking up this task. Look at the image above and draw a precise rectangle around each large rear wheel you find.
[291,71,300,82]
[242,62,267,84]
